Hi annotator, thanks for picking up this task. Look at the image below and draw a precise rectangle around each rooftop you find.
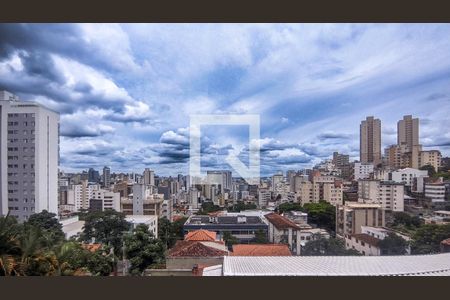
[185,230,217,242]
[212,253,450,276]
[342,203,382,209]
[185,215,265,226]
[351,234,381,247]
[265,213,300,230]
[168,241,228,258]
[231,244,292,256]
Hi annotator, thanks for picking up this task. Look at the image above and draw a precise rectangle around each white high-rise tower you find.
[0,90,60,222]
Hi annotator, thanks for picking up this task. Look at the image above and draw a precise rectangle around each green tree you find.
[392,212,423,229]
[25,210,65,246]
[0,213,22,256]
[276,202,303,214]
[301,237,361,256]
[303,201,336,233]
[222,232,239,249]
[196,202,223,215]
[253,229,268,244]
[0,213,22,276]
[158,217,187,249]
[80,210,131,256]
[55,241,89,276]
[411,224,450,254]
[124,224,165,275]
[86,245,114,276]
[228,201,257,212]
[378,232,409,255]
[419,165,436,177]
[18,226,59,276]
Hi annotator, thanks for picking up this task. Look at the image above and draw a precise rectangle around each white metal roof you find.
[220,254,450,276]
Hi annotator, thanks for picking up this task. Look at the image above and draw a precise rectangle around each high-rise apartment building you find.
[143,168,155,186]
[103,166,111,188]
[360,116,381,166]
[397,115,419,152]
[0,91,59,222]
[332,152,350,167]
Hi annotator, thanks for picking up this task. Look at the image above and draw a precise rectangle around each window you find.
[361,241,365,246]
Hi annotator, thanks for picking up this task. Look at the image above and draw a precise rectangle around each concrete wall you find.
[166,256,224,270]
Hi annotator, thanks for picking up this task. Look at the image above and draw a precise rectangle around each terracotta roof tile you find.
[185,229,217,241]
[168,241,228,257]
[265,213,300,230]
[351,234,381,247]
[231,244,292,256]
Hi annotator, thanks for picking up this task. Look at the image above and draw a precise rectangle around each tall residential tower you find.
[360,116,381,166]
[0,90,60,222]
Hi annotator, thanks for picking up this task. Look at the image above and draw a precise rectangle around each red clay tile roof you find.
[231,244,292,256]
[265,213,301,230]
[185,229,217,241]
[351,234,381,247]
[168,241,228,257]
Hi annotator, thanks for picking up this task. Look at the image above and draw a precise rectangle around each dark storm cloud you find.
[317,132,352,140]
[18,51,66,84]
[0,24,130,73]
[60,123,113,138]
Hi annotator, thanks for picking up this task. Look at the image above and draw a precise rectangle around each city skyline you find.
[1,24,450,176]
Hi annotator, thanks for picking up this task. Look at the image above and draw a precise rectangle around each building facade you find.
[1,91,59,222]
[358,179,404,211]
[336,203,385,236]
[360,116,382,166]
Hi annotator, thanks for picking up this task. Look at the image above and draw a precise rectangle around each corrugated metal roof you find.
[221,253,450,276]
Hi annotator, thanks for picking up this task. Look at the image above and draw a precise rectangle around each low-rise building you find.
[166,229,228,270]
[344,226,411,256]
[258,189,272,208]
[389,168,428,191]
[183,215,268,243]
[125,215,158,237]
[204,253,450,276]
[420,150,442,172]
[425,182,446,202]
[282,211,308,225]
[231,244,292,256]
[345,233,381,256]
[265,213,302,255]
[89,189,121,212]
[336,203,385,236]
[354,163,374,181]
[358,179,404,211]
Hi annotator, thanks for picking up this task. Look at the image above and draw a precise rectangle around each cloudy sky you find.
[1,24,449,176]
